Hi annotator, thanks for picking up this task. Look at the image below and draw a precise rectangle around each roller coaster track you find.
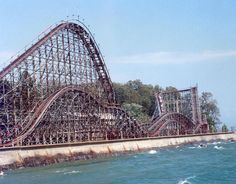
[0,20,208,147]
[148,112,195,136]
[2,86,145,147]
[0,21,115,103]
[0,21,129,146]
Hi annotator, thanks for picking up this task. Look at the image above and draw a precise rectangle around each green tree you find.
[122,103,149,122]
[113,80,157,119]
[200,92,221,132]
[222,124,228,132]
[165,86,178,92]
[154,84,162,93]
[113,83,127,104]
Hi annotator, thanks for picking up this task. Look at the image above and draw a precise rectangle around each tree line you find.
[113,79,226,132]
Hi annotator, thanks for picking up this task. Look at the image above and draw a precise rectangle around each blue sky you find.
[0,0,236,127]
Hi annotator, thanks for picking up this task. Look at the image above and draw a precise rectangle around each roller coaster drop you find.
[0,21,208,147]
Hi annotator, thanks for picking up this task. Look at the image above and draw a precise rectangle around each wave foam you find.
[188,144,207,149]
[177,176,196,184]
[148,150,157,154]
[0,171,5,176]
[63,170,81,175]
[214,145,224,150]
[209,141,222,145]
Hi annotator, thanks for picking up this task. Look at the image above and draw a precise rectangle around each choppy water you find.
[0,141,236,184]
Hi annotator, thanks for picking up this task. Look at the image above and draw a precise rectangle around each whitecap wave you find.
[52,169,67,173]
[0,171,5,176]
[54,170,64,173]
[214,145,224,150]
[188,143,207,149]
[211,141,221,145]
[148,150,157,154]
[177,176,196,184]
[198,144,208,148]
[63,170,81,175]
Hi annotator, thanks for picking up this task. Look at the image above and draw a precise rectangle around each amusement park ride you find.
[0,20,208,147]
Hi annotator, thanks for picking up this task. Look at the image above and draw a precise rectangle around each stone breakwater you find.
[0,133,235,170]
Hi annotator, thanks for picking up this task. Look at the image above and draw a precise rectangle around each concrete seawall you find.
[0,133,235,170]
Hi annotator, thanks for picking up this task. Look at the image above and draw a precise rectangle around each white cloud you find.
[111,50,236,65]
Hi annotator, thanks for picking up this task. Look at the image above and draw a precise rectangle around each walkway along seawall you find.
[0,132,235,170]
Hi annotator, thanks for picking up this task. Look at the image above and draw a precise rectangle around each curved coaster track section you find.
[146,88,209,137]
[13,86,144,146]
[0,21,146,146]
[148,112,195,137]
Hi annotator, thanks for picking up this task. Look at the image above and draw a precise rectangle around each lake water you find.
[0,141,236,184]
